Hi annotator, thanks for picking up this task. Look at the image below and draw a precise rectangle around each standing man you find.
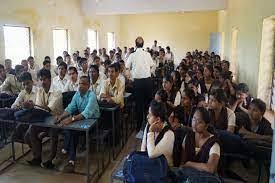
[126,37,155,134]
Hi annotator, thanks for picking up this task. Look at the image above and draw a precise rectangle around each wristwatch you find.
[71,116,75,122]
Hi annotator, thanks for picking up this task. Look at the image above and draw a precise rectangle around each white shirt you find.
[52,75,69,92]
[35,85,63,115]
[90,74,105,98]
[165,52,174,61]
[78,70,89,77]
[63,79,79,92]
[11,86,37,109]
[126,48,155,79]
[151,45,159,52]
[141,123,175,166]
[28,64,40,81]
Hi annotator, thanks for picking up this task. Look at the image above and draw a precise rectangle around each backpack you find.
[123,151,169,183]
[123,125,170,183]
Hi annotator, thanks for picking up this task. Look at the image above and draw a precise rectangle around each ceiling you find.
[81,0,227,15]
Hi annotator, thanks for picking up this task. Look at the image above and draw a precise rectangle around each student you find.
[221,60,232,79]
[63,66,79,92]
[141,100,175,166]
[52,62,68,92]
[27,56,39,82]
[21,59,28,72]
[208,89,236,133]
[93,56,106,77]
[11,72,37,110]
[78,57,89,77]
[178,88,196,127]
[203,65,214,93]
[238,98,272,143]
[230,83,251,113]
[170,70,182,91]
[54,56,64,76]
[89,65,104,99]
[172,107,221,182]
[0,72,36,140]
[23,68,63,167]
[4,59,15,75]
[99,64,125,108]
[0,65,24,96]
[56,76,100,173]
[162,75,181,115]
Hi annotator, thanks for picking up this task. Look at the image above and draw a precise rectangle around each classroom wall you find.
[120,11,218,65]
[218,0,275,97]
[0,0,121,66]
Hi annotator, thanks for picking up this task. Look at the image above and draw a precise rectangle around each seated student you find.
[27,56,39,82]
[221,60,232,79]
[89,65,104,99]
[56,76,100,173]
[162,75,181,115]
[218,72,236,98]
[99,64,125,108]
[208,89,236,133]
[92,56,106,77]
[23,68,63,167]
[43,59,56,79]
[0,65,24,96]
[0,72,36,140]
[53,56,63,76]
[119,60,133,92]
[21,59,29,72]
[177,88,196,127]
[203,65,214,94]
[141,100,175,166]
[230,83,251,113]
[0,64,6,85]
[78,57,89,77]
[5,59,15,75]
[173,107,220,180]
[170,70,182,91]
[213,65,222,80]
[52,62,68,92]
[114,62,125,87]
[63,66,79,92]
[238,98,272,143]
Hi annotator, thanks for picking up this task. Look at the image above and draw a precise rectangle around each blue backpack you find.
[123,151,169,183]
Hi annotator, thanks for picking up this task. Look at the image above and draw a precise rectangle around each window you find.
[3,25,31,67]
[87,29,98,51]
[107,32,115,52]
[53,29,69,60]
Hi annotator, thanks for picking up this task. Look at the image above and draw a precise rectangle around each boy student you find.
[23,69,63,168]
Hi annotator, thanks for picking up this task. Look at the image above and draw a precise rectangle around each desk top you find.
[1,116,98,132]
[33,116,98,131]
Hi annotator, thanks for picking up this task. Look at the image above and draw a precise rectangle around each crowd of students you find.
[0,38,273,181]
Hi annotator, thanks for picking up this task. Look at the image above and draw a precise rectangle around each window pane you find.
[107,32,115,52]
[3,26,31,67]
[87,29,98,51]
[53,29,68,60]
